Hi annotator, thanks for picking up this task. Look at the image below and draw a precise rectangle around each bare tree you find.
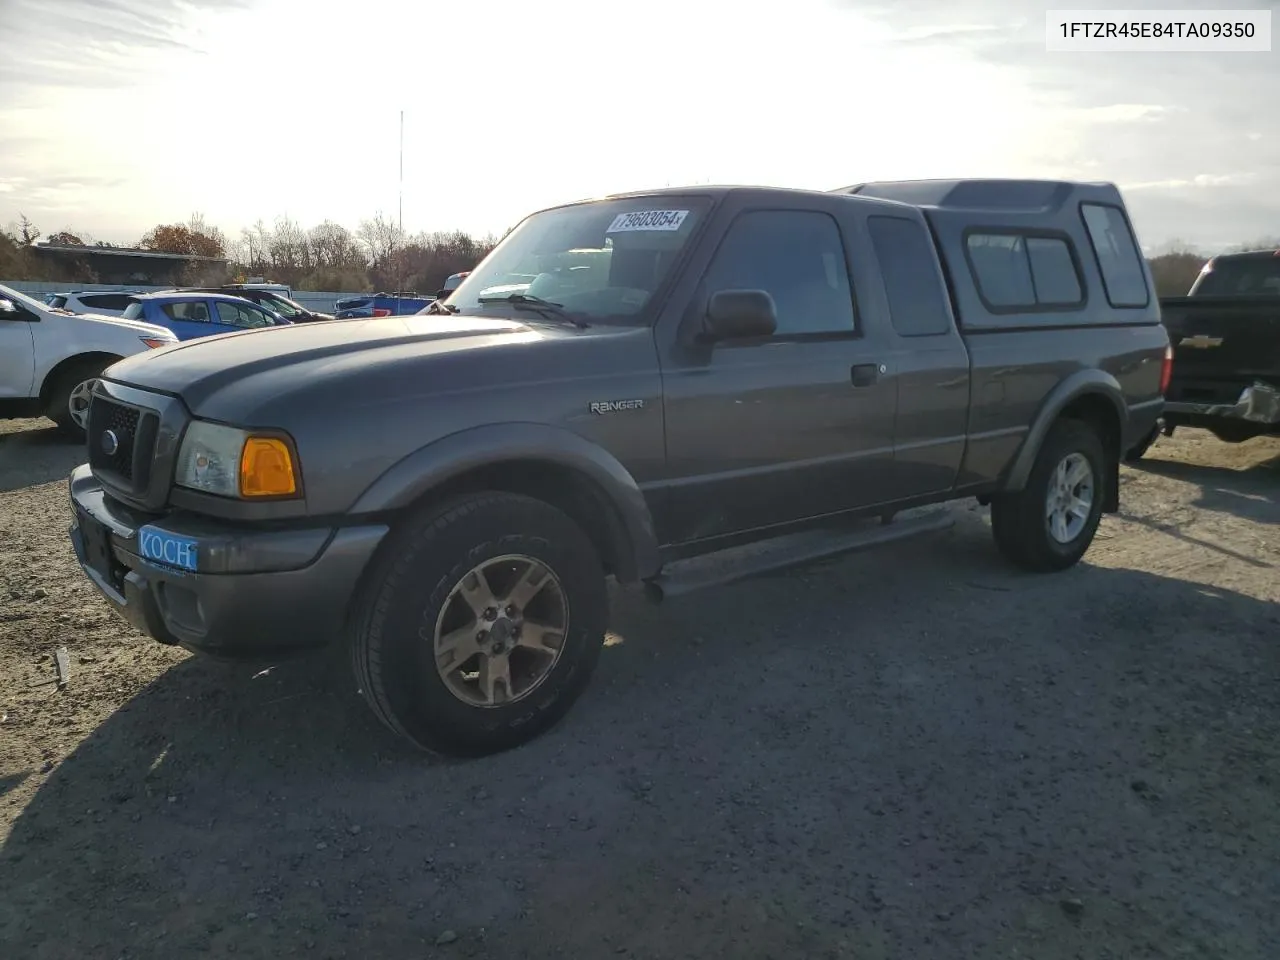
[356,211,403,270]
[234,219,273,276]
[17,214,40,245]
[267,215,312,276]
[310,221,366,270]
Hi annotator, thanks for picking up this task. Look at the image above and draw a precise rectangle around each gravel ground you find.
[1,416,1277,960]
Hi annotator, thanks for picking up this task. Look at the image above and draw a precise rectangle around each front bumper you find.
[67,464,388,659]
[1164,380,1280,425]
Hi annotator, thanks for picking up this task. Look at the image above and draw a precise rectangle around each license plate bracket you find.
[79,512,117,584]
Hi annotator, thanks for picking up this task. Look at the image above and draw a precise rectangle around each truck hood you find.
[102,313,550,415]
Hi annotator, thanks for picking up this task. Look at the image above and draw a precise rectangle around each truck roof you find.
[590,179,1128,217]
[583,183,918,217]
[833,178,1127,213]
[1202,247,1280,261]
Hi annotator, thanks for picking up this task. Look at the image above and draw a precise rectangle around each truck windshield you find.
[444,197,711,324]
[260,294,306,317]
[1191,255,1280,296]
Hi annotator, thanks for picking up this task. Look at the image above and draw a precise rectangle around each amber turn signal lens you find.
[140,337,171,349]
[239,437,298,497]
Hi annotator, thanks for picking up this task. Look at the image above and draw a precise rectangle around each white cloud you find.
[1124,173,1258,191]
[1072,104,1171,124]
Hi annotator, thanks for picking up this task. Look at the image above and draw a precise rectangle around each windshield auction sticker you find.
[606,210,690,233]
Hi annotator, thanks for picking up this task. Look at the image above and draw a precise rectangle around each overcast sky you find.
[0,0,1275,252]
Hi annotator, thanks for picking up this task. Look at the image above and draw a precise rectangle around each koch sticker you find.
[606,210,689,233]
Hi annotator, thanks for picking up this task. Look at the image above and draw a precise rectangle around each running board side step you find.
[643,509,955,602]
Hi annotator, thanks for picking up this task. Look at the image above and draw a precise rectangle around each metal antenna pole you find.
[398,109,404,236]
[397,110,404,309]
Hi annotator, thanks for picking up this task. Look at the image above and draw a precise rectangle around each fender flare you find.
[349,422,661,581]
[1003,369,1128,494]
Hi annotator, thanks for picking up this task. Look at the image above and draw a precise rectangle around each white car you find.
[0,282,178,438]
[47,290,143,317]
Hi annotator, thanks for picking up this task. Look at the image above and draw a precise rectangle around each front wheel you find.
[991,419,1107,573]
[349,492,609,757]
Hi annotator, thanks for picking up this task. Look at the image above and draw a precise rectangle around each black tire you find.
[349,491,608,757]
[991,418,1107,573]
[1123,422,1161,462]
[46,359,111,440]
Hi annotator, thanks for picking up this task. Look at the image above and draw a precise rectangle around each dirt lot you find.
[1,417,1277,960]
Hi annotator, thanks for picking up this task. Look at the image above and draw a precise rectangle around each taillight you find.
[372,308,392,317]
[1159,343,1173,394]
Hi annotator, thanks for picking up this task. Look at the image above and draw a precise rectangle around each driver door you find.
[658,203,900,545]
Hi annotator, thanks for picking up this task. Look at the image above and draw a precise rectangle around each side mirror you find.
[703,289,777,341]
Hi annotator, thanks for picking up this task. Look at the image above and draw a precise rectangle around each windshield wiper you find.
[476,293,589,329]
[424,299,458,315]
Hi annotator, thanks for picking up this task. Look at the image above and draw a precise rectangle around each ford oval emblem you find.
[101,429,118,456]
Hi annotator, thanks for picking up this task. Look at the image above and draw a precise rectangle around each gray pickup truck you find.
[68,179,1169,756]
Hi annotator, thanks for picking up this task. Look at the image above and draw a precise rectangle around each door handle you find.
[851,363,883,388]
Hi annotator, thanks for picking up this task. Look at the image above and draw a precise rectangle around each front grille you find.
[87,396,157,493]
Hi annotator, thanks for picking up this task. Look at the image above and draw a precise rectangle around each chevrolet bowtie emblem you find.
[1179,335,1223,349]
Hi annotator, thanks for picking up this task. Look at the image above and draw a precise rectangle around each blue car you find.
[121,292,291,341]
[333,291,434,319]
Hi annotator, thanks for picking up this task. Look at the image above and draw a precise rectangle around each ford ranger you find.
[67,179,1170,757]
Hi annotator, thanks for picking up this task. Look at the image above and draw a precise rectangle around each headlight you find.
[174,420,300,499]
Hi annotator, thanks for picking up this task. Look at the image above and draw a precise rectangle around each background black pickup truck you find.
[1137,249,1280,457]
[68,178,1169,757]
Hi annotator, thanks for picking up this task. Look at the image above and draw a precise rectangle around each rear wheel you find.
[349,491,609,757]
[991,419,1107,573]
[46,359,113,440]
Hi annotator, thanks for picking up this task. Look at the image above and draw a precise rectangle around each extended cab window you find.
[704,210,856,336]
[867,215,952,336]
[1081,203,1149,307]
[966,232,1082,310]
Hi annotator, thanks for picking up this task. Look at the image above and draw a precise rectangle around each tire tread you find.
[991,418,1106,573]
[349,491,605,756]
